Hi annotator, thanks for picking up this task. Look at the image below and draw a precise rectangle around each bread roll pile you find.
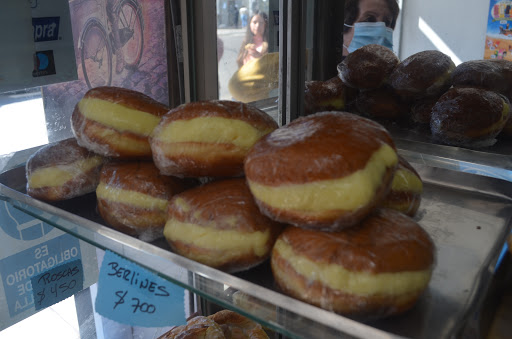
[308,45,512,149]
[26,85,435,322]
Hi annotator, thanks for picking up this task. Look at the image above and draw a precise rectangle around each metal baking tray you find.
[0,160,511,339]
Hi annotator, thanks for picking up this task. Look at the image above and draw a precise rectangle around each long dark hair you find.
[236,11,269,68]
[343,0,399,33]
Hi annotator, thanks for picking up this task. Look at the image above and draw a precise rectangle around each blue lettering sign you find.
[95,251,187,327]
[32,17,60,42]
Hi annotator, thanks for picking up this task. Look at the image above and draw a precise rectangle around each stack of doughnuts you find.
[26,85,436,322]
[336,46,512,148]
[244,111,434,319]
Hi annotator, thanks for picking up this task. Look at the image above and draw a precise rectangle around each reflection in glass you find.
[216,1,277,103]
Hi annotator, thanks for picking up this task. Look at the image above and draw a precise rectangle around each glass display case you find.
[1,0,511,338]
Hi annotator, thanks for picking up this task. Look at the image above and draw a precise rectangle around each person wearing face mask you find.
[343,0,400,57]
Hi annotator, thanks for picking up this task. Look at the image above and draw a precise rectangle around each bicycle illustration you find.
[79,0,144,89]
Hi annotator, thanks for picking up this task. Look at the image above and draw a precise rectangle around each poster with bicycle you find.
[41,0,170,143]
[484,0,512,61]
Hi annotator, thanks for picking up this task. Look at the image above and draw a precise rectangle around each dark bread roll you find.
[337,44,400,90]
[354,85,410,120]
[244,112,398,231]
[71,86,170,159]
[430,87,510,147]
[451,59,512,98]
[304,76,352,116]
[26,138,105,201]
[389,50,455,99]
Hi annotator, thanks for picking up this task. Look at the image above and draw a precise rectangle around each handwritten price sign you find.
[95,251,187,327]
[31,260,84,311]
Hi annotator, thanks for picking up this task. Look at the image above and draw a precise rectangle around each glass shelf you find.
[1,154,511,339]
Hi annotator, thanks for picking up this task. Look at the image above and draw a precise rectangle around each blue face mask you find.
[343,22,394,53]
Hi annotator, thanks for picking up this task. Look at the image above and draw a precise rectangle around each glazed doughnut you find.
[410,96,440,125]
[164,178,282,272]
[271,208,435,319]
[451,59,512,98]
[389,50,455,99]
[337,44,400,90]
[304,76,355,116]
[244,112,398,231]
[26,138,105,201]
[161,316,225,339]
[430,87,510,147]
[379,155,423,217]
[208,310,269,339]
[96,161,193,241]
[150,100,278,178]
[354,85,410,120]
[71,86,169,158]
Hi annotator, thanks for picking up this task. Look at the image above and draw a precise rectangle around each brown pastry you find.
[430,87,510,147]
[379,155,423,217]
[208,310,269,339]
[354,85,410,120]
[389,50,455,99]
[96,161,193,241]
[164,178,282,273]
[304,76,356,116]
[451,59,512,98]
[150,100,278,178]
[26,138,105,201]
[271,208,435,319]
[160,316,225,339]
[337,44,400,90]
[71,86,170,158]
[410,95,440,125]
[244,111,398,231]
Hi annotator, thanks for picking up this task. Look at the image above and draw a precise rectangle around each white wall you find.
[399,0,490,64]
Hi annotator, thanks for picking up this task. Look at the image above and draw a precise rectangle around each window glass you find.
[216,0,276,103]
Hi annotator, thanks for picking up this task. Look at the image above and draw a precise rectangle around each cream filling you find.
[164,219,270,257]
[391,168,423,193]
[248,144,397,211]
[275,240,432,296]
[28,157,103,188]
[96,183,168,211]
[78,98,161,135]
[153,117,273,149]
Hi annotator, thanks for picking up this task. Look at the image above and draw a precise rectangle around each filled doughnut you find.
[379,155,423,217]
[451,59,512,98]
[304,76,355,116]
[71,86,169,158]
[26,138,105,201]
[244,112,398,231]
[271,208,435,319]
[208,310,269,339]
[354,85,410,120]
[150,100,278,178]
[410,96,440,125]
[389,50,455,99]
[96,161,193,241]
[164,178,282,272]
[430,87,510,147]
[337,44,400,90]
